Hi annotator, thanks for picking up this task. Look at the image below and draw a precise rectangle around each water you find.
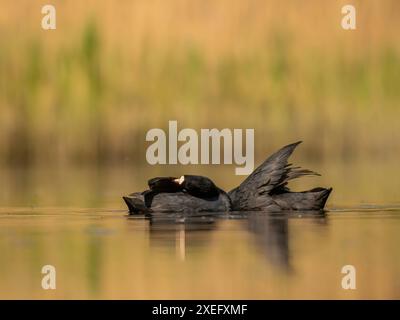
[0,163,399,299]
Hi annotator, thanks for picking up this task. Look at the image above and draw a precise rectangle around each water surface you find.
[0,163,399,299]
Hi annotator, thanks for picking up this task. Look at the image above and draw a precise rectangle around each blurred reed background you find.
[0,0,399,167]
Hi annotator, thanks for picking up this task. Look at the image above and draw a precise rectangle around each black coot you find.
[123,141,332,214]
[123,175,231,214]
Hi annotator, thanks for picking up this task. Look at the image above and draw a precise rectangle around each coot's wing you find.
[229,142,319,208]
[181,175,220,198]
[147,177,182,193]
[149,192,231,213]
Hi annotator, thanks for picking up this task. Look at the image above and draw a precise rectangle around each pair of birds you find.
[123,142,332,214]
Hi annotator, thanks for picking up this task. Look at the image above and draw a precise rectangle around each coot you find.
[123,141,332,214]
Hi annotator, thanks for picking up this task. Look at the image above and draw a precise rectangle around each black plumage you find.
[123,141,332,214]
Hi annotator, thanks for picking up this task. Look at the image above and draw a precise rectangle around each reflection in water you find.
[1,207,400,299]
[248,213,291,271]
[176,226,185,261]
[143,213,218,261]
[247,211,326,272]
[140,211,327,271]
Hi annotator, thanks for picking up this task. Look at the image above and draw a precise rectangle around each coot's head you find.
[174,175,220,198]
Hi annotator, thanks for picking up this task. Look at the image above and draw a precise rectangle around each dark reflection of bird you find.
[123,141,332,215]
[248,213,291,271]
[129,214,217,261]
[247,211,327,272]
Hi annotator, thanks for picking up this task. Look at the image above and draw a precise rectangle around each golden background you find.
[0,0,399,166]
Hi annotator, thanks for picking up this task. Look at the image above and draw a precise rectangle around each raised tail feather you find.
[229,142,331,211]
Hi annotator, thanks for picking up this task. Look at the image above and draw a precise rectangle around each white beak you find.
[174,176,185,185]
